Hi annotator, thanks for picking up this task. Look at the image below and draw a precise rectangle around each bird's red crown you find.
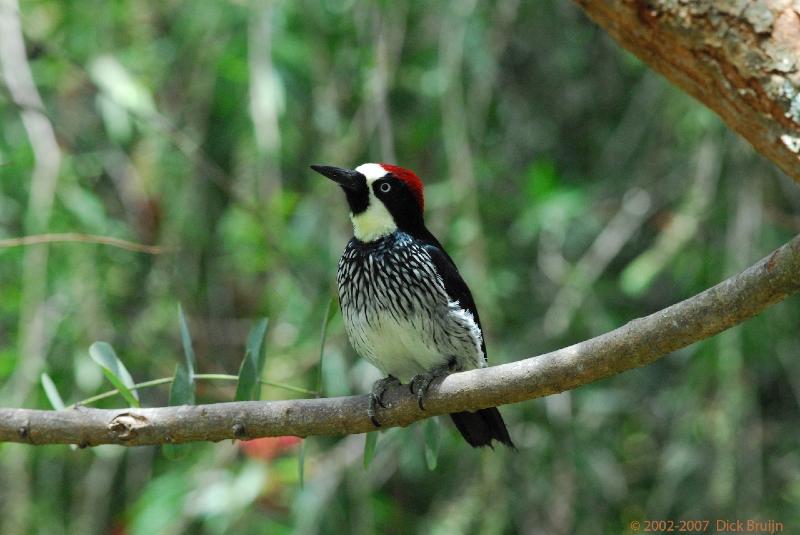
[380,163,424,211]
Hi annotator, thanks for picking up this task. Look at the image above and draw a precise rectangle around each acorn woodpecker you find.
[311,162,514,449]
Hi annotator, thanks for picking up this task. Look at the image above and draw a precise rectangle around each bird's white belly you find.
[358,316,442,382]
[344,304,483,383]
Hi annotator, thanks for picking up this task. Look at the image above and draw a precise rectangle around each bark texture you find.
[574,0,800,182]
[1,233,798,447]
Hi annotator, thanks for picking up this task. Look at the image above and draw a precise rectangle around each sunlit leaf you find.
[175,303,197,410]
[41,373,65,411]
[88,55,157,117]
[89,342,140,407]
[363,432,378,469]
[423,418,440,471]
[177,304,197,377]
[249,318,269,378]
[621,245,668,297]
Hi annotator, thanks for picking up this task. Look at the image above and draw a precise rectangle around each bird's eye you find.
[379,182,391,193]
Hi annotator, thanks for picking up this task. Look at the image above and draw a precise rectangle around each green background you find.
[1,1,798,533]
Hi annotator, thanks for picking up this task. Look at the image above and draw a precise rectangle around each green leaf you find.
[175,304,197,406]
[235,356,258,402]
[249,318,269,378]
[525,158,558,200]
[423,418,440,471]
[89,342,140,407]
[41,373,65,410]
[177,304,197,377]
[168,364,195,406]
[363,432,378,469]
[235,318,269,401]
[316,296,339,397]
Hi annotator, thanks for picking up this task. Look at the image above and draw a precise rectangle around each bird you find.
[311,162,514,449]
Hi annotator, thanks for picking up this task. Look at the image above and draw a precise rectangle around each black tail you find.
[449,407,515,449]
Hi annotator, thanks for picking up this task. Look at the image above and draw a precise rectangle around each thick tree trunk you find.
[574,0,800,183]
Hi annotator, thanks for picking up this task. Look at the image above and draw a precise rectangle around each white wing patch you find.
[447,302,486,368]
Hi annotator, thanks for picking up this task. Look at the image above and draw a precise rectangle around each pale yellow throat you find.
[351,200,396,242]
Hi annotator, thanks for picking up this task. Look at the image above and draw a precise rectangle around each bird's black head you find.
[311,163,426,242]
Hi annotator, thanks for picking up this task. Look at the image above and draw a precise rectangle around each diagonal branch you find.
[572,0,800,183]
[1,233,798,447]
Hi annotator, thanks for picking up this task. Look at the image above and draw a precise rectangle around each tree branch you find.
[0,233,168,254]
[1,233,799,447]
[573,0,800,183]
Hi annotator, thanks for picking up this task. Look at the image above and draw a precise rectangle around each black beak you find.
[310,165,363,191]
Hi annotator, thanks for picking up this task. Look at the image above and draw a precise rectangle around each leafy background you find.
[1,1,799,534]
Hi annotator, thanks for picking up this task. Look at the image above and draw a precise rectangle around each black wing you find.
[422,241,487,363]
[421,237,515,449]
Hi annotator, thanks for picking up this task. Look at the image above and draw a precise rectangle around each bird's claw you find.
[408,365,450,411]
[368,376,400,427]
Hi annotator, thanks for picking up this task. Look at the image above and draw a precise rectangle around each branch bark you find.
[573,0,800,183]
[1,233,798,447]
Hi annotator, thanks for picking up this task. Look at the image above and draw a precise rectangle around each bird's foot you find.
[408,364,451,411]
[368,375,400,427]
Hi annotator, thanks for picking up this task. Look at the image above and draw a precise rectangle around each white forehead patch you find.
[355,163,388,183]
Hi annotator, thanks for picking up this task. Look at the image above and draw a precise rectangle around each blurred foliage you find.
[1,1,799,534]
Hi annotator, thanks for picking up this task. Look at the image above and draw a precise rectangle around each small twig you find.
[0,233,169,254]
[69,374,317,408]
[71,377,174,408]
